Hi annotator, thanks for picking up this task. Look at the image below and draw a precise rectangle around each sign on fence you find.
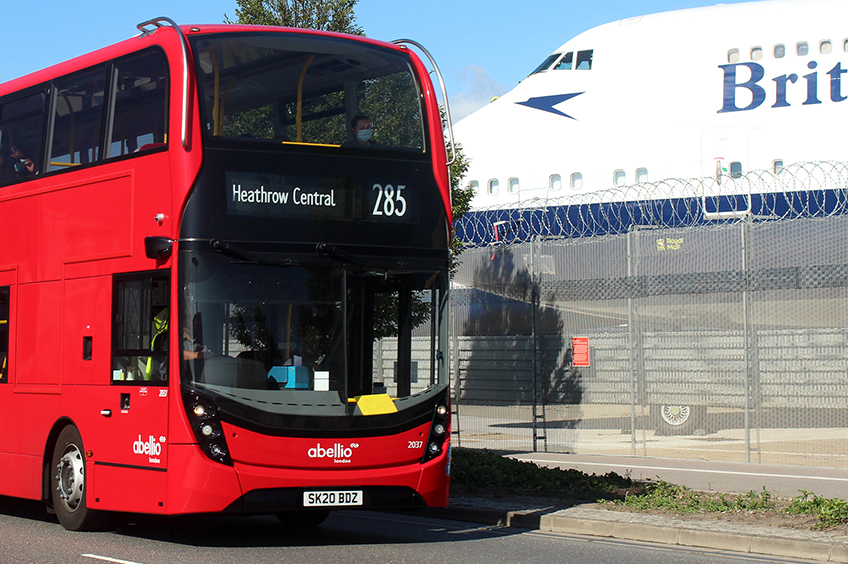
[572,336,590,367]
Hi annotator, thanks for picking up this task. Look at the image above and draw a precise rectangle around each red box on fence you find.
[572,336,590,367]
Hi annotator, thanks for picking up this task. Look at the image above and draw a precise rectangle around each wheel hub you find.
[55,446,85,512]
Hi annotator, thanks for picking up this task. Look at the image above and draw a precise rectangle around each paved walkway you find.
[429,496,848,563]
[419,452,848,562]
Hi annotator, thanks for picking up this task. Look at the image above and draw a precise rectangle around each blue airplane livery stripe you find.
[516,92,584,118]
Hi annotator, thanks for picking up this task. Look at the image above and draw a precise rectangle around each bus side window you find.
[49,67,107,171]
[109,50,169,157]
[111,272,170,383]
[0,286,9,383]
[0,91,47,185]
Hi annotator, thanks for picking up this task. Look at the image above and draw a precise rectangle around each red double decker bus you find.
[0,18,452,531]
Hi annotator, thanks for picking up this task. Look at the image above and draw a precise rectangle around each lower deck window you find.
[111,272,170,383]
[0,286,8,383]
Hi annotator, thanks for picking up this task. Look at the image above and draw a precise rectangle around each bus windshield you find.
[192,32,425,149]
[180,249,448,425]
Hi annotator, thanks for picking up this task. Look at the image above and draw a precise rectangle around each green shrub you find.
[450,448,633,500]
[787,490,848,529]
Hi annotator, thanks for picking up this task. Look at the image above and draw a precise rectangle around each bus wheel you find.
[51,426,104,531]
[652,404,706,435]
[276,510,330,527]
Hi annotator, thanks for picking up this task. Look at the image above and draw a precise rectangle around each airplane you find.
[453,0,848,218]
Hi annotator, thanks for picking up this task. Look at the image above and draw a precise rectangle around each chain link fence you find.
[450,161,848,467]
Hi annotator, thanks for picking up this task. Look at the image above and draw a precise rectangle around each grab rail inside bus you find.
[137,17,191,151]
[391,39,456,168]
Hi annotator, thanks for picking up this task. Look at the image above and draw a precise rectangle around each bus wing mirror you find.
[145,236,173,259]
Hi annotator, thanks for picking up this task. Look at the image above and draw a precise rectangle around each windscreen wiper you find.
[209,238,297,266]
[315,243,363,266]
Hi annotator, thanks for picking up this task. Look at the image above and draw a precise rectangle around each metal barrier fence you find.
[449,161,848,468]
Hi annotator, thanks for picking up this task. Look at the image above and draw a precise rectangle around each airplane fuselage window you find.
[751,46,763,60]
[843,38,848,52]
[728,48,740,63]
[468,180,479,196]
[773,160,784,174]
[820,40,832,54]
[636,168,648,184]
[570,172,583,189]
[576,50,593,70]
[774,43,786,58]
[549,174,562,191]
[614,170,626,186]
[797,42,809,56]
[508,177,520,193]
[730,161,743,179]
[487,179,499,195]
[530,53,561,75]
[555,52,574,70]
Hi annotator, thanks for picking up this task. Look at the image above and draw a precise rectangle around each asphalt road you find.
[0,496,819,564]
[511,452,848,499]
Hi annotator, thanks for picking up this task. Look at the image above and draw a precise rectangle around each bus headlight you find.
[421,397,450,464]
[183,391,232,466]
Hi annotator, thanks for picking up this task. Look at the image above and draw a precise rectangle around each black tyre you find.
[51,425,106,531]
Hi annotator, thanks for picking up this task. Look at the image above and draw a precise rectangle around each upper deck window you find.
[575,50,593,70]
[0,48,168,186]
[0,91,46,183]
[109,51,169,157]
[774,44,786,58]
[50,68,107,171]
[820,40,833,54]
[750,47,763,61]
[727,49,740,63]
[797,42,809,56]
[530,53,561,75]
[192,33,425,150]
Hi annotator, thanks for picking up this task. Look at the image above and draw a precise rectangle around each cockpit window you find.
[576,49,593,70]
[529,53,561,76]
[554,52,573,70]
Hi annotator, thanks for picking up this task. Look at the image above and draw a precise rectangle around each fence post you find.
[530,237,547,452]
[450,282,461,448]
[741,217,762,463]
[627,228,646,455]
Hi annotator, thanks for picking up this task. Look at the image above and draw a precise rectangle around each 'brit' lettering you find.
[718,61,848,113]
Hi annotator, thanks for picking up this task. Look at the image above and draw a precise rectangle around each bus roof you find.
[0,22,408,97]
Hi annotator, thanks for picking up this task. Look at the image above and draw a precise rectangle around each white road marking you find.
[82,554,146,564]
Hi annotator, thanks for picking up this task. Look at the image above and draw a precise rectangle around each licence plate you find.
[303,490,363,507]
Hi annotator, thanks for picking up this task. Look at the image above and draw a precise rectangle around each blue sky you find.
[1,0,751,121]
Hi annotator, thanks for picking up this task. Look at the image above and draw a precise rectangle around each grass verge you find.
[450,448,848,530]
[450,448,638,501]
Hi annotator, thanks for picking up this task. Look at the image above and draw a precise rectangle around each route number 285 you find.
[372,184,407,217]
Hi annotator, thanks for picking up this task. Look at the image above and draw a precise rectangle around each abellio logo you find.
[307,442,358,463]
[133,434,163,463]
